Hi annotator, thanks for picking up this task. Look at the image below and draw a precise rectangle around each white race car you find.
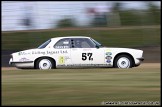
[9,36,144,69]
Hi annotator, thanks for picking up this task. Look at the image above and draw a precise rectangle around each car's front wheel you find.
[36,58,54,70]
[114,55,133,68]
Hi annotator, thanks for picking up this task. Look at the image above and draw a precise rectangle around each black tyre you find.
[114,55,133,68]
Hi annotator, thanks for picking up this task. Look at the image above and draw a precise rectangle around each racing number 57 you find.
[82,53,93,61]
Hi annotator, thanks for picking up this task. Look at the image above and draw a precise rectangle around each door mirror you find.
[96,45,100,49]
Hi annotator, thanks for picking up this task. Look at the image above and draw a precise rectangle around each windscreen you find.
[91,38,103,47]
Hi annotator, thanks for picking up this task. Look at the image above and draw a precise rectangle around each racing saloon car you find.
[9,36,144,69]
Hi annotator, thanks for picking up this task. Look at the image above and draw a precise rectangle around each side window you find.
[71,38,96,48]
[54,38,70,49]
[81,41,91,48]
[81,39,95,48]
[71,39,82,48]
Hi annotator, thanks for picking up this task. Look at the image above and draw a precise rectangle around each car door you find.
[70,38,105,66]
[53,38,71,66]
[90,47,105,65]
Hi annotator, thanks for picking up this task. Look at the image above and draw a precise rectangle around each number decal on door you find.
[82,53,93,61]
[82,53,87,60]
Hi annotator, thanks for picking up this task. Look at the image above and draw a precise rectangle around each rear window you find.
[38,39,51,49]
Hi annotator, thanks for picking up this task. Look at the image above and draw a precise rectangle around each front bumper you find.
[9,57,33,65]
[9,58,13,65]
[137,57,144,61]
[9,58,34,68]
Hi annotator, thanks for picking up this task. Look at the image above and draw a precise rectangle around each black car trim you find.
[137,57,144,61]
[10,61,34,64]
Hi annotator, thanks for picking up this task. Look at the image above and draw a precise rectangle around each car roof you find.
[51,36,90,41]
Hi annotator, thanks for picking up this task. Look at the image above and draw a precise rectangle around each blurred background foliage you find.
[56,17,77,28]
[2,1,161,50]
[92,2,161,26]
[56,2,160,27]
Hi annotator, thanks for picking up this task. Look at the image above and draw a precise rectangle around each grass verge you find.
[2,67,160,106]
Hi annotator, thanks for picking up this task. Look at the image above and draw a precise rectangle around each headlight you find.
[9,54,13,65]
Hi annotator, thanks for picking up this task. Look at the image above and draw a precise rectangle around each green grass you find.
[2,27,160,50]
[2,68,160,106]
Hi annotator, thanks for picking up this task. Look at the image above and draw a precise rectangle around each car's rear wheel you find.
[114,55,133,68]
[36,58,54,70]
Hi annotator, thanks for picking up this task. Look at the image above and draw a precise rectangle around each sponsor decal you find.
[59,56,65,64]
[105,56,112,60]
[46,50,68,55]
[106,52,112,56]
[18,52,31,55]
[32,51,46,55]
[105,49,112,63]
[55,46,69,49]
[106,60,111,63]
[64,56,70,60]
[63,41,69,44]
[19,58,30,62]
[18,50,68,56]
[32,50,68,55]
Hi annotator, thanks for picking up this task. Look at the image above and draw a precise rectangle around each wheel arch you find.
[113,52,135,67]
[34,56,56,69]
